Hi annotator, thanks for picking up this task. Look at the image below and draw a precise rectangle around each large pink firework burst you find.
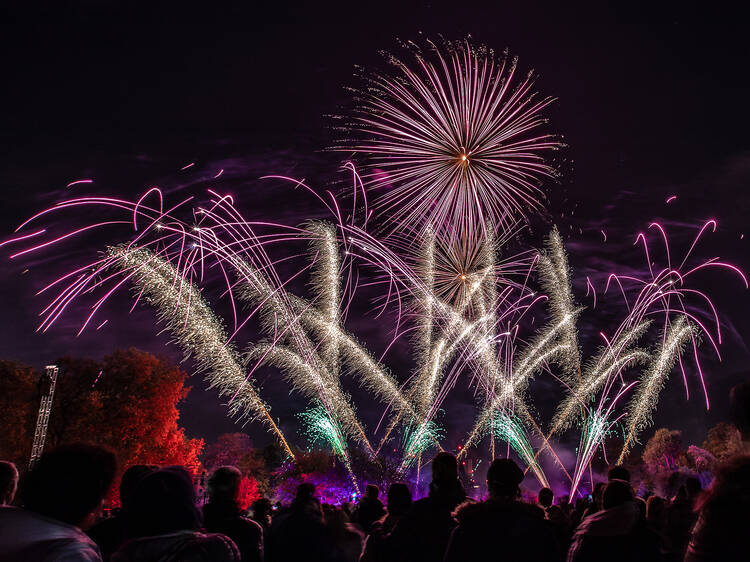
[341,38,561,241]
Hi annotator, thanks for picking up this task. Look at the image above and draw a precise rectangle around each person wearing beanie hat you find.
[444,458,559,562]
[486,458,525,498]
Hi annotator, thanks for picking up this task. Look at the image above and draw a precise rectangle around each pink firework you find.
[342,38,560,241]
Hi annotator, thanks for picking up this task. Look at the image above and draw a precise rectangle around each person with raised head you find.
[88,464,158,561]
[685,455,750,562]
[444,458,559,562]
[567,479,658,562]
[361,483,412,562]
[538,487,554,511]
[112,466,239,562]
[0,461,18,506]
[202,466,263,562]
[0,443,117,561]
[265,483,336,562]
[352,484,385,533]
[385,452,467,562]
[607,465,631,483]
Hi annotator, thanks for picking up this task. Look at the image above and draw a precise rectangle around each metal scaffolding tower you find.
[29,364,59,468]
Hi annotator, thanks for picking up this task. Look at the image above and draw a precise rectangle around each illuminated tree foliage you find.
[0,349,204,503]
[641,428,683,473]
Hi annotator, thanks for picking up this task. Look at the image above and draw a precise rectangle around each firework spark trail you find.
[187,212,371,457]
[237,289,373,455]
[456,226,502,459]
[342,38,560,241]
[401,231,496,437]
[232,223,428,456]
[190,201,386,459]
[537,227,581,383]
[242,342,369,450]
[527,223,745,482]
[460,332,573,455]
[396,311,500,472]
[569,407,623,497]
[286,295,425,424]
[299,404,360,493]
[308,222,342,380]
[456,315,565,485]
[550,321,652,435]
[491,412,548,487]
[568,376,637,497]
[108,245,294,459]
[391,231,534,468]
[459,228,581,461]
[16,192,376,460]
[526,349,647,471]
[602,221,747,404]
[618,317,695,462]
[6,174,745,487]
[346,223,534,448]
[414,227,436,416]
[400,420,444,470]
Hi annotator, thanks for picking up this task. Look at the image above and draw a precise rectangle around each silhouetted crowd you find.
[0,445,749,561]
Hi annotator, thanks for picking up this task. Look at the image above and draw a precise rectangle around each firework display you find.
[340,39,560,242]
[2,38,746,495]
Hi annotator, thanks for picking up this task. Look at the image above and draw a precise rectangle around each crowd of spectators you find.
[0,443,749,561]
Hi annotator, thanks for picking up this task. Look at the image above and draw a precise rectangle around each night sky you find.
[1,2,749,473]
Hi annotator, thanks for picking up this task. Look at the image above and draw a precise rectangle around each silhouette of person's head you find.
[0,461,18,506]
[119,464,158,511]
[602,479,633,509]
[207,466,242,504]
[252,498,272,520]
[292,482,323,520]
[364,484,379,501]
[21,443,117,529]
[486,458,524,500]
[431,452,458,485]
[294,482,317,505]
[538,487,553,508]
[607,464,631,483]
[126,466,201,537]
[386,483,412,516]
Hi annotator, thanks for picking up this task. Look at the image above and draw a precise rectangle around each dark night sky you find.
[1,2,749,472]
